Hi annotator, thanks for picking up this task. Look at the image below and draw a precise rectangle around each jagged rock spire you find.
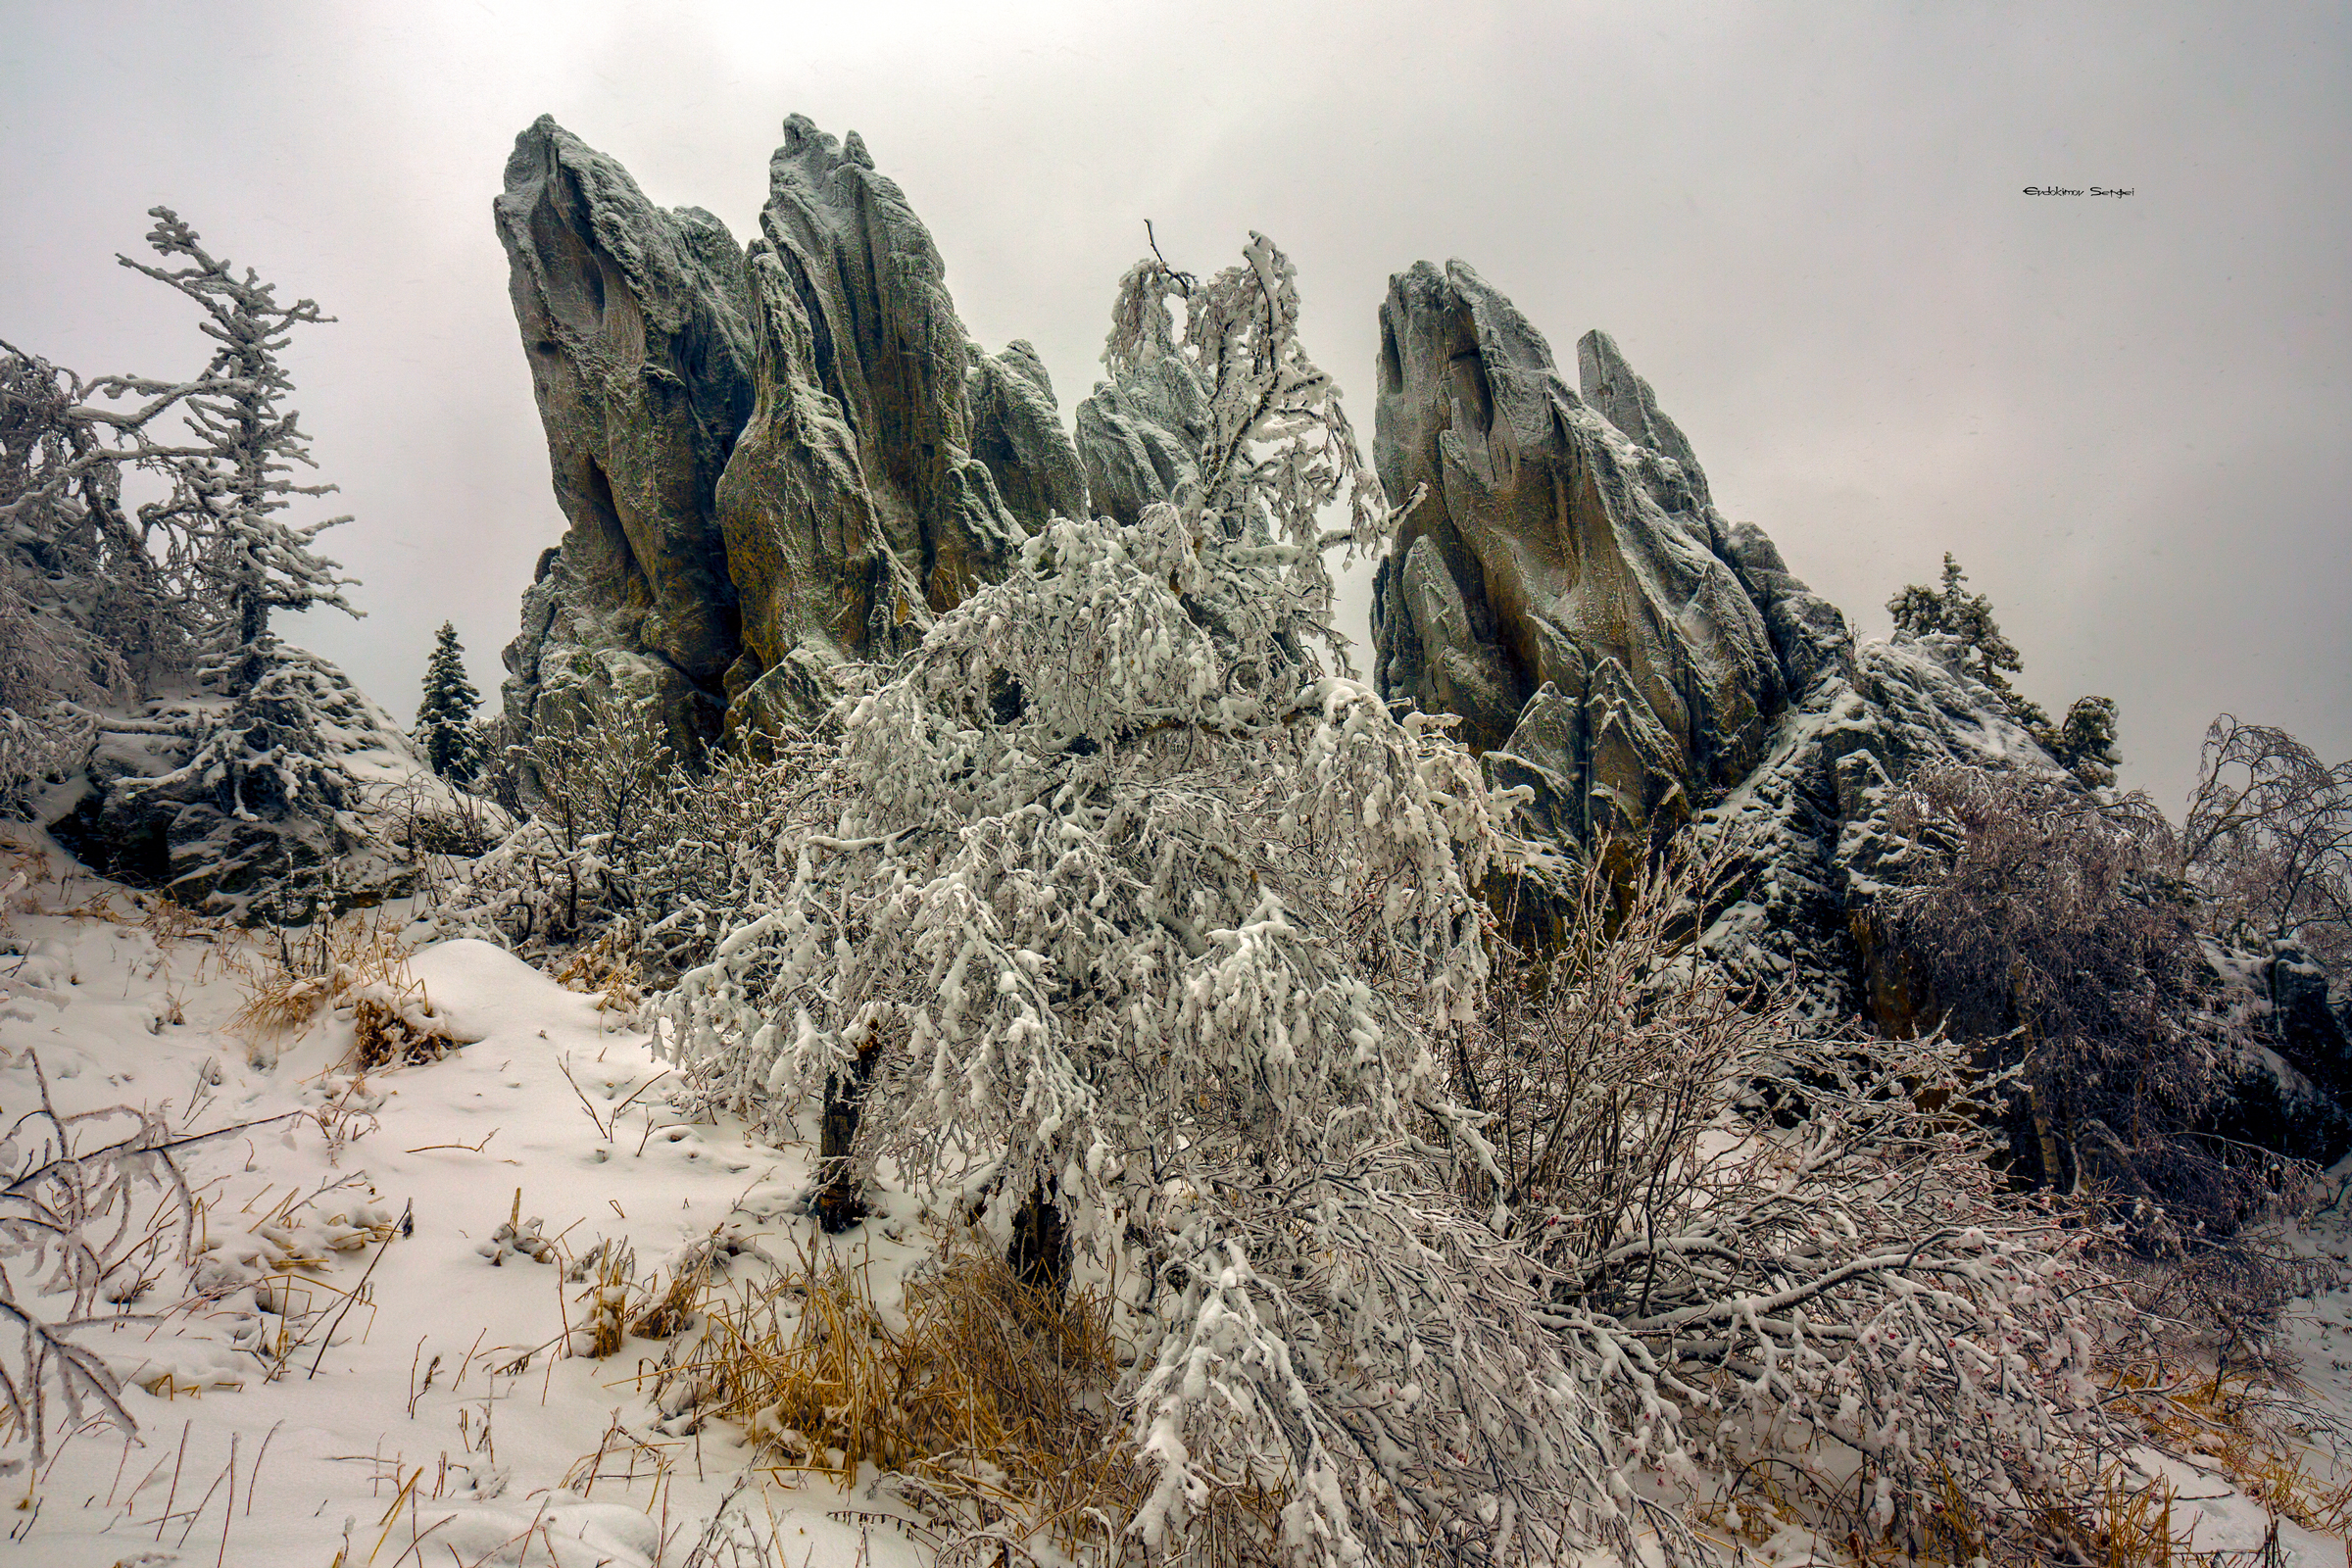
[1369,259,1782,845]
[495,115,1084,747]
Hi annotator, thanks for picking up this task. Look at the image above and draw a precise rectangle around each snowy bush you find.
[1468,844,2141,1559]
[1873,763,2309,1278]
[0,343,191,812]
[432,684,833,985]
[646,237,2148,1564]
[654,236,1619,1561]
[0,1058,211,1464]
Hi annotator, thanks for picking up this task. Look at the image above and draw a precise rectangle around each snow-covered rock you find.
[496,114,1073,748]
[494,115,757,759]
[52,649,474,919]
[1369,261,1785,846]
[1361,257,2076,1013]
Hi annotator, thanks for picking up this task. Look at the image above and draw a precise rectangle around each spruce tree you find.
[2043,695,2122,789]
[415,620,486,784]
[1889,553,2121,786]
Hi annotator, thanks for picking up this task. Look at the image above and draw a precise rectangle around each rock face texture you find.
[1072,350,1207,526]
[1370,263,1783,849]
[968,341,1089,533]
[1362,260,2061,1011]
[496,115,1081,749]
[495,117,755,755]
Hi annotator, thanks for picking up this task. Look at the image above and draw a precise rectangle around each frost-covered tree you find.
[2183,714,2352,968]
[414,621,486,784]
[118,208,357,692]
[1874,763,2302,1273]
[2042,693,2121,789]
[4,211,441,916]
[658,236,1642,1560]
[1465,846,2137,1560]
[2,351,129,810]
[88,211,378,918]
[1,338,212,810]
[655,240,2136,1563]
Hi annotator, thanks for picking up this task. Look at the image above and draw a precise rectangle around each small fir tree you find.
[2044,693,2122,789]
[1886,552,2039,722]
[415,621,486,784]
[1888,552,2121,785]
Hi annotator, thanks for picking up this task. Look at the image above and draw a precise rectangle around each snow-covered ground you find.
[0,825,936,1567]
[6,817,2352,1567]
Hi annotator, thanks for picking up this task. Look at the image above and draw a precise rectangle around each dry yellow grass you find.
[226,910,458,1069]
[587,1234,1231,1560]
[2105,1352,2352,1541]
[553,928,642,1015]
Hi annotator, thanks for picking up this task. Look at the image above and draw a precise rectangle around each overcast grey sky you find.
[4,2,2345,808]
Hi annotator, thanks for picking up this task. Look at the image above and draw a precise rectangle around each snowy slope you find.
[0,824,931,1568]
[12,817,2352,1567]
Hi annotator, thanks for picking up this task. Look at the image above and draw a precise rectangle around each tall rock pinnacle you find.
[1369,260,1783,845]
[495,115,1084,752]
[494,115,756,754]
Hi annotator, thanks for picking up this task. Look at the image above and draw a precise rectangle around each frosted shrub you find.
[434,688,832,983]
[656,234,2144,1563]
[0,1057,213,1464]
[0,344,182,812]
[2182,714,2352,971]
[1470,846,2139,1559]
[659,237,1658,1561]
[1877,764,2305,1257]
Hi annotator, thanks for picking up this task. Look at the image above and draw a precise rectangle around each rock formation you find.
[494,118,755,756]
[1370,262,1784,849]
[1366,258,2352,1165]
[1071,349,1207,526]
[1363,260,2057,1010]
[495,115,1083,750]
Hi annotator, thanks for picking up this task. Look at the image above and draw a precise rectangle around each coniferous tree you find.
[2044,694,2122,789]
[415,621,486,784]
[1889,552,2121,786]
[120,208,357,691]
[1886,553,2041,723]
[106,210,371,915]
